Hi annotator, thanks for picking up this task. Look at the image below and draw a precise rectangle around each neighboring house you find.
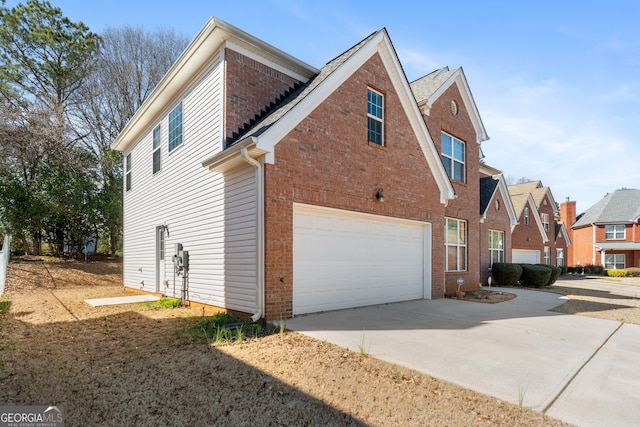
[410,67,489,293]
[112,18,482,320]
[479,164,517,284]
[508,181,569,266]
[561,188,640,269]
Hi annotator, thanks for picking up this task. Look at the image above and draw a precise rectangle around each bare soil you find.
[6,258,631,426]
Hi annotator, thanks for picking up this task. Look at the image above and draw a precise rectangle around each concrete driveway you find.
[286,287,640,427]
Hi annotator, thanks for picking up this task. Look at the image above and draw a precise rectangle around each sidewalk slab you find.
[85,295,160,307]
[546,323,640,427]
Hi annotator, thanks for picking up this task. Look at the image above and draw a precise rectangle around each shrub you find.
[606,269,628,277]
[626,267,640,277]
[520,264,552,288]
[491,263,523,286]
[537,264,562,285]
[583,264,604,275]
[568,265,583,274]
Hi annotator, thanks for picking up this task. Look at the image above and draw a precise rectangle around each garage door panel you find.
[512,249,540,264]
[293,205,429,315]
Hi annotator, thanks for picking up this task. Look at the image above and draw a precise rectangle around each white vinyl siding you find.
[122,54,258,314]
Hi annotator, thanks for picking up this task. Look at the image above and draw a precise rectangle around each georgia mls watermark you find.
[0,406,64,427]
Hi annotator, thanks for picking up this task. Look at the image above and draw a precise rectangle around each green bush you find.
[626,267,640,277]
[537,264,562,285]
[491,263,523,286]
[583,264,604,275]
[606,269,628,277]
[520,264,552,288]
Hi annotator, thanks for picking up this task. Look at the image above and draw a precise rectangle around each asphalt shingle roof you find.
[409,67,457,105]
[573,188,640,228]
[230,30,379,144]
[480,176,499,215]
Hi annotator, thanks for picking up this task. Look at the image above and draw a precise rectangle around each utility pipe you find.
[241,147,265,322]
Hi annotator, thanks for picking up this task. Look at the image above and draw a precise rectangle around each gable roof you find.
[573,188,640,228]
[480,175,518,226]
[111,17,319,152]
[555,221,571,245]
[410,67,489,144]
[508,190,549,243]
[203,28,456,204]
[508,180,558,214]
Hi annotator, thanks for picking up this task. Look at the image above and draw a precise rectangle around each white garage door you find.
[512,249,540,264]
[293,204,431,315]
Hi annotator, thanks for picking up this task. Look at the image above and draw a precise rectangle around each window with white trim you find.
[544,246,551,265]
[488,230,504,266]
[152,125,161,174]
[605,224,625,240]
[441,133,465,182]
[168,102,183,152]
[524,207,530,225]
[605,254,625,269]
[125,153,131,192]
[367,88,383,145]
[541,213,550,232]
[446,218,467,271]
[556,248,564,267]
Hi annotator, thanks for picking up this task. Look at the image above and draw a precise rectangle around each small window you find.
[125,153,132,192]
[152,125,161,174]
[445,218,467,271]
[367,88,383,145]
[441,133,465,182]
[544,246,551,265]
[488,230,504,266]
[168,102,183,152]
[541,213,550,232]
[556,248,564,267]
[605,224,625,240]
[605,254,625,269]
[524,207,530,225]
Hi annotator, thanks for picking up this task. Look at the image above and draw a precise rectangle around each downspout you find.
[241,147,264,322]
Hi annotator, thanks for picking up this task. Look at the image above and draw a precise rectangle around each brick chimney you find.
[560,198,576,265]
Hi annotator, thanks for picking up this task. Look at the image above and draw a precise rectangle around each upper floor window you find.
[605,224,625,240]
[367,88,383,145]
[168,102,183,152]
[541,213,550,232]
[524,207,530,225]
[445,218,467,271]
[488,230,504,266]
[125,153,132,192]
[441,133,465,182]
[152,125,161,174]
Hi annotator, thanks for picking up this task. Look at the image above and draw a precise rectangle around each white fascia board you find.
[558,223,572,246]
[529,194,550,243]
[496,176,519,226]
[256,30,455,204]
[424,68,489,144]
[111,17,318,153]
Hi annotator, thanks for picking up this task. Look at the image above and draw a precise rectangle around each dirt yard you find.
[4,259,635,426]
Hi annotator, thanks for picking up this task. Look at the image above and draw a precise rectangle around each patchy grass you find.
[0,296,9,313]
[179,312,280,345]
[144,297,182,310]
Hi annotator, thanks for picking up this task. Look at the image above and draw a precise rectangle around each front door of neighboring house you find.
[156,226,165,293]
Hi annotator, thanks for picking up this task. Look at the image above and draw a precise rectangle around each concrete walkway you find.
[286,288,640,427]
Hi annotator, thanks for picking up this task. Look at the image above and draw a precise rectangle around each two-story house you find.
[508,181,570,266]
[561,188,640,268]
[112,18,497,320]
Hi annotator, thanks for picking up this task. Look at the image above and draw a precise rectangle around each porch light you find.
[375,188,385,202]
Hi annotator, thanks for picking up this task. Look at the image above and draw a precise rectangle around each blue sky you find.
[7,0,640,213]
